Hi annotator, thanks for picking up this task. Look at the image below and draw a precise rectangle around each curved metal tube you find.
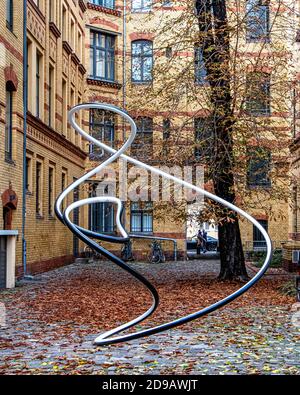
[55,103,273,346]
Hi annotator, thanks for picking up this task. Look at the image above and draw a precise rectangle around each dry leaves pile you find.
[2,262,293,333]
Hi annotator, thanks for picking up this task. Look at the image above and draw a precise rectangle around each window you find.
[61,170,67,211]
[50,0,56,22]
[36,51,42,117]
[247,147,271,188]
[246,0,269,42]
[62,5,67,41]
[76,94,82,146]
[165,46,172,58]
[130,202,153,233]
[131,117,153,158]
[132,40,153,83]
[90,31,115,81]
[48,167,55,217]
[194,117,213,160]
[195,45,207,85]
[33,0,41,8]
[90,0,115,9]
[62,79,67,135]
[48,65,55,127]
[36,161,43,217]
[293,185,298,234]
[26,40,32,112]
[25,156,33,193]
[70,18,75,49]
[78,30,82,60]
[70,88,75,141]
[163,119,171,140]
[5,83,13,161]
[6,0,13,30]
[89,109,115,160]
[246,72,270,115]
[162,119,170,155]
[89,202,115,233]
[132,0,151,12]
[253,219,268,249]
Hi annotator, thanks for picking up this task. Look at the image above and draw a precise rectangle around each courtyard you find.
[0,259,299,375]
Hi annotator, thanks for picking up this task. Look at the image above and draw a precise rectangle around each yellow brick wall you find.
[0,0,25,266]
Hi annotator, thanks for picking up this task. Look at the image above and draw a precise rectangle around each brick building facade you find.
[0,0,298,275]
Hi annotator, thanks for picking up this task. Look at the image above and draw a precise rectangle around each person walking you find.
[202,229,208,253]
[196,229,205,255]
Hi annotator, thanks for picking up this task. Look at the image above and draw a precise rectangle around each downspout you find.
[123,0,127,112]
[22,0,28,277]
[122,0,127,227]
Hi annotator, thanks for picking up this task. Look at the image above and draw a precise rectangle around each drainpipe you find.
[123,0,127,112]
[22,0,28,277]
[122,0,127,227]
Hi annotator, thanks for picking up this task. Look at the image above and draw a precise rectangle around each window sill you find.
[48,215,56,221]
[36,214,44,220]
[87,77,122,90]
[49,21,61,39]
[247,184,272,190]
[6,21,14,33]
[246,38,271,44]
[246,112,271,118]
[5,157,15,166]
[131,9,152,13]
[131,81,152,86]
[195,81,209,87]
[26,191,33,196]
[130,232,154,235]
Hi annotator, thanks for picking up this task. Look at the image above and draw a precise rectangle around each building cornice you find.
[28,0,46,23]
[27,112,87,161]
[62,41,73,55]
[79,63,87,75]
[87,2,121,17]
[87,77,122,90]
[49,22,61,39]
[71,52,80,66]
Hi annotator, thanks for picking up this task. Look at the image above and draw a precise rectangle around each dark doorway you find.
[253,219,268,249]
[73,180,79,257]
[0,237,7,289]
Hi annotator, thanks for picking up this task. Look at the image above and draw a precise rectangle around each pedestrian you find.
[202,230,208,253]
[196,229,204,254]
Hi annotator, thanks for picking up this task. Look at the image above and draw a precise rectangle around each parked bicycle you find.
[148,240,166,264]
[121,240,135,262]
[84,245,101,261]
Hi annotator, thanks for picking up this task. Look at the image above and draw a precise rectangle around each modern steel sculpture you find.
[55,103,272,346]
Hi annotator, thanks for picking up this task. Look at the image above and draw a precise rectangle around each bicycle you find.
[84,245,101,261]
[148,240,166,263]
[121,239,135,262]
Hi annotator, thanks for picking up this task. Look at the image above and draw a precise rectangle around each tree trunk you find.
[196,0,249,280]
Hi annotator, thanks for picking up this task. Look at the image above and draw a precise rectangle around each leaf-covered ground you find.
[0,260,299,375]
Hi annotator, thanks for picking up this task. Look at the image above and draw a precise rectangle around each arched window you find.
[5,81,14,161]
[131,40,153,83]
[6,0,13,31]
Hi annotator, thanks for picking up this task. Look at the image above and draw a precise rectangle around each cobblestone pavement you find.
[0,260,299,375]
